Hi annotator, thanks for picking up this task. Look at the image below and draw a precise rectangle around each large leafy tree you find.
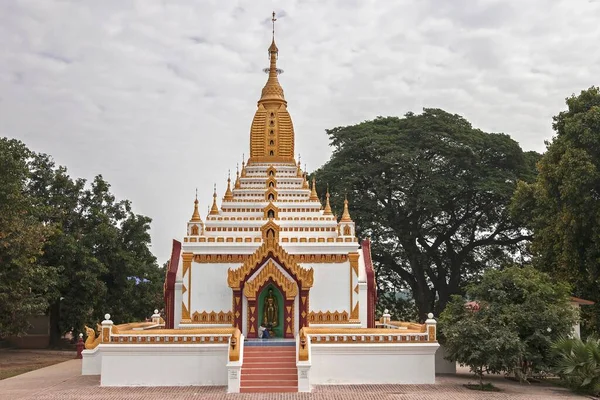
[513,86,600,335]
[0,139,58,337]
[1,138,163,341]
[440,266,576,381]
[314,110,538,319]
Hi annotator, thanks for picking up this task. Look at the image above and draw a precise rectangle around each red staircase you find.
[240,345,298,393]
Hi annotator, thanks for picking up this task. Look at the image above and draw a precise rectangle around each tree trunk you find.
[413,283,434,322]
[48,300,62,347]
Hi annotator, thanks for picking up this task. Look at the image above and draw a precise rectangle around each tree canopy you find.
[440,266,576,381]
[314,109,538,319]
[513,86,600,334]
[0,138,163,341]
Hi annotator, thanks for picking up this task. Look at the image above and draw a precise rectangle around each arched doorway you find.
[257,284,284,337]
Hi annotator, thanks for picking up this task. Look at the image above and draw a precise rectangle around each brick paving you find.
[0,360,587,400]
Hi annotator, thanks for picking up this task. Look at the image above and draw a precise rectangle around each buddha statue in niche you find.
[262,288,278,328]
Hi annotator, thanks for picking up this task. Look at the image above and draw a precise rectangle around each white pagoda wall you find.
[189,262,237,313]
[308,262,351,313]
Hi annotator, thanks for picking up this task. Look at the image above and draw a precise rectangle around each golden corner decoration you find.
[243,259,298,300]
[227,239,314,291]
[84,325,101,349]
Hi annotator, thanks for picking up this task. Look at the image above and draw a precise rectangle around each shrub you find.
[552,335,600,396]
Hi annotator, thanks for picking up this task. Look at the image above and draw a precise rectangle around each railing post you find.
[151,309,161,325]
[101,313,113,343]
[425,313,437,342]
[382,309,391,327]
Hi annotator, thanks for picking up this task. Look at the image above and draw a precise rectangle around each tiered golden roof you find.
[249,14,295,164]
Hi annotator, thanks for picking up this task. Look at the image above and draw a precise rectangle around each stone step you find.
[242,367,297,374]
[244,347,295,351]
[241,373,297,381]
[241,379,298,387]
[240,387,298,393]
[244,354,295,359]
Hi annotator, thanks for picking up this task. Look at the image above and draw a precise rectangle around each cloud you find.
[0,0,599,263]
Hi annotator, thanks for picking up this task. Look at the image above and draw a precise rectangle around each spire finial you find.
[323,184,333,215]
[224,171,233,201]
[235,163,241,189]
[272,11,277,42]
[190,188,201,221]
[309,176,319,201]
[341,194,353,222]
[210,184,219,215]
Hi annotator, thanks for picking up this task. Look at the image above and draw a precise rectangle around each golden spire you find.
[190,189,202,222]
[224,171,233,201]
[309,176,319,201]
[259,11,285,105]
[302,172,309,189]
[234,164,241,189]
[241,157,247,177]
[209,184,219,215]
[323,185,333,215]
[340,195,353,222]
[249,12,295,164]
[297,156,302,177]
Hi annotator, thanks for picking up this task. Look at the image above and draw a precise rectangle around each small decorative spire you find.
[235,164,241,189]
[309,176,319,201]
[224,170,233,201]
[209,184,219,215]
[241,158,247,177]
[340,194,353,222]
[297,156,302,177]
[190,188,202,221]
[302,172,309,189]
[323,185,333,215]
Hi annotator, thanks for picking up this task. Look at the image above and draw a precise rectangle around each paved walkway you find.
[0,360,587,400]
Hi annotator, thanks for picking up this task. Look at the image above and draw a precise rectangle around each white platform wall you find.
[307,343,439,385]
[98,344,229,386]
[81,348,101,375]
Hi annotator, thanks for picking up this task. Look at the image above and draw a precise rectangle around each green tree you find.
[0,139,58,337]
[439,294,523,388]
[440,266,576,380]
[314,110,537,319]
[513,86,600,335]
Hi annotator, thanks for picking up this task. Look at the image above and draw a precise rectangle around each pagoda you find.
[163,14,377,338]
[83,15,438,391]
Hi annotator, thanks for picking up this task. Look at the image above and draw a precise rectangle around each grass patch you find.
[464,383,502,392]
[0,350,74,380]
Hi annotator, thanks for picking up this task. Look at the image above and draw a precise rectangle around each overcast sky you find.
[1,0,599,264]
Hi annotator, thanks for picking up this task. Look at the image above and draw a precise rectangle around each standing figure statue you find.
[262,288,278,328]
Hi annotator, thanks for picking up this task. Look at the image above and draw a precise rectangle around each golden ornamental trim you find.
[182,252,193,277]
[308,310,349,324]
[193,253,348,264]
[227,240,313,290]
[186,310,234,324]
[243,259,298,300]
[350,302,360,320]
